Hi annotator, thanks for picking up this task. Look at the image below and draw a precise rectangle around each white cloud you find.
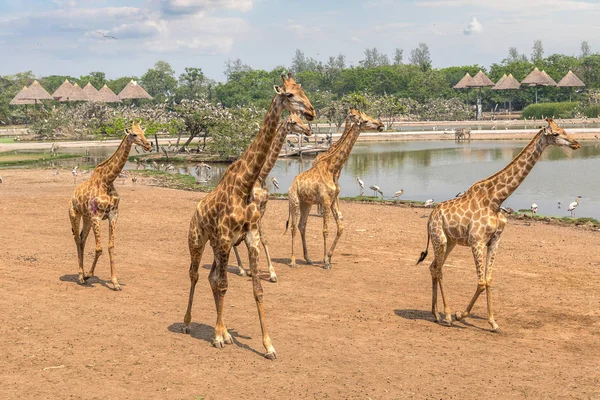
[463,17,482,35]
[416,0,600,13]
[160,0,253,15]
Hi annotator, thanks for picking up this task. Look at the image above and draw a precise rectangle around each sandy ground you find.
[0,169,599,399]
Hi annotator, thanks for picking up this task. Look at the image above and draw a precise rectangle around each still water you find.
[53,140,600,220]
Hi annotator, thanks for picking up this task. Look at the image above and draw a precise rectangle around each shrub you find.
[584,104,600,118]
[521,102,579,119]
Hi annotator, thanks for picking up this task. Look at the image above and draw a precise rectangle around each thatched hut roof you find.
[52,79,74,100]
[453,73,473,89]
[541,70,558,86]
[557,70,585,88]
[96,84,122,103]
[70,82,89,101]
[521,67,556,87]
[492,74,507,90]
[20,80,53,101]
[492,73,521,90]
[118,80,152,100]
[10,86,36,105]
[466,70,495,88]
[82,82,100,102]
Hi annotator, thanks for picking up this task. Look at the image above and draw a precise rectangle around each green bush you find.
[584,104,600,118]
[521,102,579,119]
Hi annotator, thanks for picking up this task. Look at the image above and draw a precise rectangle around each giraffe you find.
[69,121,152,290]
[233,112,313,282]
[417,118,580,332]
[182,73,315,360]
[286,109,384,269]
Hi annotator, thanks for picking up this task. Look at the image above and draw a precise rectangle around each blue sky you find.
[1,0,600,81]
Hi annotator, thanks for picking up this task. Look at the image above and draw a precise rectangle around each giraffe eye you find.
[286,93,294,98]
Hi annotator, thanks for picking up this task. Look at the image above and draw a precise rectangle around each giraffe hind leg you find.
[183,221,208,334]
[429,232,453,325]
[69,206,86,284]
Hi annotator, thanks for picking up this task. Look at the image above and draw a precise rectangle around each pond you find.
[48,139,600,220]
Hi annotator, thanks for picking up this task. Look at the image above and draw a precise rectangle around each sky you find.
[1,0,600,82]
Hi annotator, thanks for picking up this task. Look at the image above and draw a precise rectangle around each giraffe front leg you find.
[107,211,121,291]
[89,217,103,283]
[210,244,233,349]
[325,198,344,269]
[484,223,505,333]
[79,218,92,280]
[246,227,276,359]
[298,202,312,265]
[233,245,248,277]
[320,198,331,269]
[456,242,487,324]
[259,220,277,282]
[69,207,85,284]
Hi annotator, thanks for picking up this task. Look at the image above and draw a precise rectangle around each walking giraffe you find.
[182,73,315,359]
[233,112,313,282]
[417,118,580,331]
[286,109,384,269]
[69,121,152,290]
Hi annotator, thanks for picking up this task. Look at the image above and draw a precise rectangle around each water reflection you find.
[45,140,600,220]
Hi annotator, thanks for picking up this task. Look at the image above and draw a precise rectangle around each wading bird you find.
[567,196,582,217]
[71,166,78,184]
[424,199,434,207]
[531,203,538,214]
[369,184,383,198]
[271,176,279,192]
[356,177,364,196]
[393,189,404,198]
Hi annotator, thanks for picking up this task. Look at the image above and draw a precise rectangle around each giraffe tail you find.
[416,234,430,265]
[284,207,290,234]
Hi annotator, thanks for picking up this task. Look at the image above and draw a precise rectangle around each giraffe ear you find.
[274,85,283,95]
[125,128,130,134]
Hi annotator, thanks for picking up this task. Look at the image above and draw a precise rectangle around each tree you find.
[359,48,390,68]
[370,94,407,129]
[78,71,107,89]
[409,43,432,71]
[174,98,229,151]
[224,58,251,80]
[506,47,527,63]
[393,48,403,65]
[177,67,215,101]
[531,39,544,63]
[581,41,591,58]
[140,61,178,102]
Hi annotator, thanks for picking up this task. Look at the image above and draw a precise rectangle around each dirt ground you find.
[0,169,599,400]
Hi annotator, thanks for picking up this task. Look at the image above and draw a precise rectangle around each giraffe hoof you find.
[305,258,313,265]
[77,276,87,285]
[113,283,122,291]
[269,274,278,283]
[264,350,277,360]
[181,325,190,334]
[213,338,225,348]
[238,268,248,277]
[490,325,502,333]
[223,334,233,345]
[455,311,465,321]
[323,263,332,270]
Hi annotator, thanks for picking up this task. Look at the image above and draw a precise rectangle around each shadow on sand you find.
[59,274,120,291]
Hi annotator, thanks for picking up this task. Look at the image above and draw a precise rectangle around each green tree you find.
[393,48,403,65]
[580,41,591,58]
[531,39,544,64]
[177,67,215,101]
[359,48,390,68]
[78,71,107,89]
[409,43,432,71]
[141,61,178,102]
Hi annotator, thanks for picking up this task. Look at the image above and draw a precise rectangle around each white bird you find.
[270,176,279,192]
[424,199,434,207]
[392,189,404,198]
[166,164,175,171]
[567,196,582,217]
[531,203,538,214]
[71,166,78,184]
[132,176,138,185]
[160,163,165,171]
[369,185,383,199]
[152,161,159,170]
[356,176,364,195]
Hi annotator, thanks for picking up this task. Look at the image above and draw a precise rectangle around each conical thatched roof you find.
[70,83,89,101]
[118,80,152,100]
[491,74,507,90]
[453,73,473,89]
[521,67,556,87]
[20,80,53,101]
[82,82,100,102]
[466,70,495,88]
[10,86,36,105]
[492,73,521,90]
[52,79,74,100]
[96,84,122,103]
[541,70,557,86]
[557,70,585,88]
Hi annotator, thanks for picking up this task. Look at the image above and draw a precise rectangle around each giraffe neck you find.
[326,121,361,174]
[314,117,354,167]
[488,130,547,208]
[94,135,133,184]
[257,121,287,184]
[235,96,286,194]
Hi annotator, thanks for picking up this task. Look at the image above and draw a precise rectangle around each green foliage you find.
[583,104,600,117]
[141,61,178,102]
[521,102,579,119]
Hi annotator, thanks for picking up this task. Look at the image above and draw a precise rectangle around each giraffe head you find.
[285,112,313,137]
[358,110,385,132]
[543,118,580,150]
[274,73,316,121]
[125,121,152,152]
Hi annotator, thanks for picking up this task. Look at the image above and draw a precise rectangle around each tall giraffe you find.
[417,118,580,332]
[233,113,313,282]
[69,121,152,290]
[286,109,383,269]
[182,74,315,359]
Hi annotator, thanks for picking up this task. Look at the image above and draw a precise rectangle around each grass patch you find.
[135,170,214,192]
[0,151,80,167]
[0,138,15,143]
